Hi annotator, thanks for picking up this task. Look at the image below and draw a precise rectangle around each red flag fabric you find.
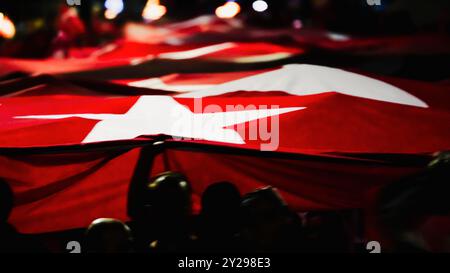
[0,41,303,77]
[2,65,450,152]
[3,144,426,234]
[123,15,243,44]
[1,64,449,233]
[124,15,450,56]
[111,69,275,92]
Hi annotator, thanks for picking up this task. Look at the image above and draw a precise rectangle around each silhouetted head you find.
[85,218,133,253]
[0,179,14,222]
[376,151,450,252]
[378,152,450,228]
[201,181,241,216]
[241,186,289,219]
[240,186,301,251]
[199,182,242,244]
[147,172,192,222]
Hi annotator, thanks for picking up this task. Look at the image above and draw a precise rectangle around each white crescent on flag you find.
[177,64,428,108]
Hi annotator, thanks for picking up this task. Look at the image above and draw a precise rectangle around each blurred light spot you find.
[104,9,118,20]
[142,0,167,21]
[105,0,124,13]
[232,52,293,63]
[64,7,79,19]
[252,0,268,12]
[159,42,236,60]
[215,1,241,19]
[327,32,350,42]
[292,19,303,29]
[104,0,124,20]
[0,12,16,39]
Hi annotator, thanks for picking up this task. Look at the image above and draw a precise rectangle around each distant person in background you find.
[84,218,134,253]
[52,5,86,58]
[198,181,242,252]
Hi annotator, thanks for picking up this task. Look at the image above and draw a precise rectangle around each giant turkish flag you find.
[1,64,449,233]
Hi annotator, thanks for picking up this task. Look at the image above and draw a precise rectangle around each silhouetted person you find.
[52,5,86,58]
[376,151,450,253]
[0,180,13,224]
[0,179,46,252]
[84,218,134,253]
[145,172,197,252]
[198,182,242,252]
[240,186,306,252]
[302,211,352,253]
[127,143,162,252]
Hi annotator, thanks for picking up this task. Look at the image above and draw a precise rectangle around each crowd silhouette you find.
[0,152,449,253]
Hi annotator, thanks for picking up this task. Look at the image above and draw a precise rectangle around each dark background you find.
[1,0,450,33]
[1,0,449,58]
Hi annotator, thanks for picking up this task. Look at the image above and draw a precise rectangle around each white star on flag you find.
[16,96,305,145]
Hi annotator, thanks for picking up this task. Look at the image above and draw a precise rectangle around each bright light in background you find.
[104,9,118,20]
[0,12,16,39]
[292,19,303,29]
[104,0,124,20]
[327,32,350,42]
[215,1,241,19]
[252,0,268,12]
[105,0,124,13]
[142,0,167,21]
